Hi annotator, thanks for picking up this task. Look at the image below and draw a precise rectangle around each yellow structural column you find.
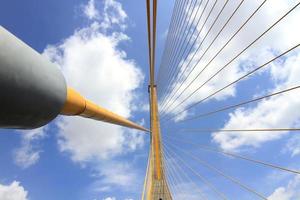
[61,87,148,132]
[144,0,172,197]
[150,86,162,180]
[146,85,172,200]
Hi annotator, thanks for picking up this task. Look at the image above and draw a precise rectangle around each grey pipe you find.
[0,26,67,129]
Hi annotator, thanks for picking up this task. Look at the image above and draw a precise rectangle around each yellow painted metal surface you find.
[145,0,172,197]
[151,86,162,180]
[61,87,148,132]
[142,150,151,200]
[146,85,172,199]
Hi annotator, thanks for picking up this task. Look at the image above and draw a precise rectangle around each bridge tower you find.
[145,84,172,199]
[143,0,172,199]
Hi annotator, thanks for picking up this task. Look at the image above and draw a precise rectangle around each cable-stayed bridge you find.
[142,0,300,199]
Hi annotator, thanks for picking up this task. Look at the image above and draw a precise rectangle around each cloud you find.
[168,182,205,200]
[158,0,300,150]
[283,135,300,157]
[91,160,139,192]
[100,0,127,31]
[45,24,144,161]
[84,0,99,20]
[43,0,144,192]
[160,0,300,124]
[163,153,210,199]
[83,0,127,30]
[14,127,47,168]
[103,197,116,200]
[0,181,28,200]
[159,1,244,119]
[268,176,300,200]
[101,197,133,200]
[213,48,300,151]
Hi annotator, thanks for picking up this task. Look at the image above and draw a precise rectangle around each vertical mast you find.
[144,0,172,199]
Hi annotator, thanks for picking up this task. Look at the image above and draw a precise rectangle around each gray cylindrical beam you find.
[0,26,67,129]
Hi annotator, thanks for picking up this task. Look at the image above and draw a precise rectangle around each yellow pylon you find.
[144,86,172,200]
[143,0,172,198]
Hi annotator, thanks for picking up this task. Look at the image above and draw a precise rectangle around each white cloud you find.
[213,48,300,151]
[43,0,144,191]
[100,197,133,200]
[160,1,244,118]
[103,197,116,200]
[164,154,209,199]
[88,160,142,195]
[168,182,204,200]
[14,127,47,168]
[100,0,128,31]
[158,0,300,150]
[284,135,300,157]
[161,0,300,124]
[0,181,28,200]
[83,0,127,30]
[268,176,300,200]
[84,0,99,20]
[99,162,138,187]
[99,197,133,200]
[45,25,144,161]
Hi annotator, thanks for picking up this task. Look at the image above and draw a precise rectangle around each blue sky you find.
[0,0,300,200]
[0,0,173,199]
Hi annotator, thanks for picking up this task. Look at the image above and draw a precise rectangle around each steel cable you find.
[164,135,300,175]
[157,0,190,88]
[156,0,181,88]
[158,0,252,113]
[161,0,275,117]
[159,0,218,109]
[160,0,231,113]
[163,145,208,200]
[179,85,300,122]
[166,141,268,199]
[162,42,300,123]
[158,0,207,99]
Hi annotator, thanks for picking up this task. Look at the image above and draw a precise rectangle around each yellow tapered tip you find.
[60,88,149,132]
